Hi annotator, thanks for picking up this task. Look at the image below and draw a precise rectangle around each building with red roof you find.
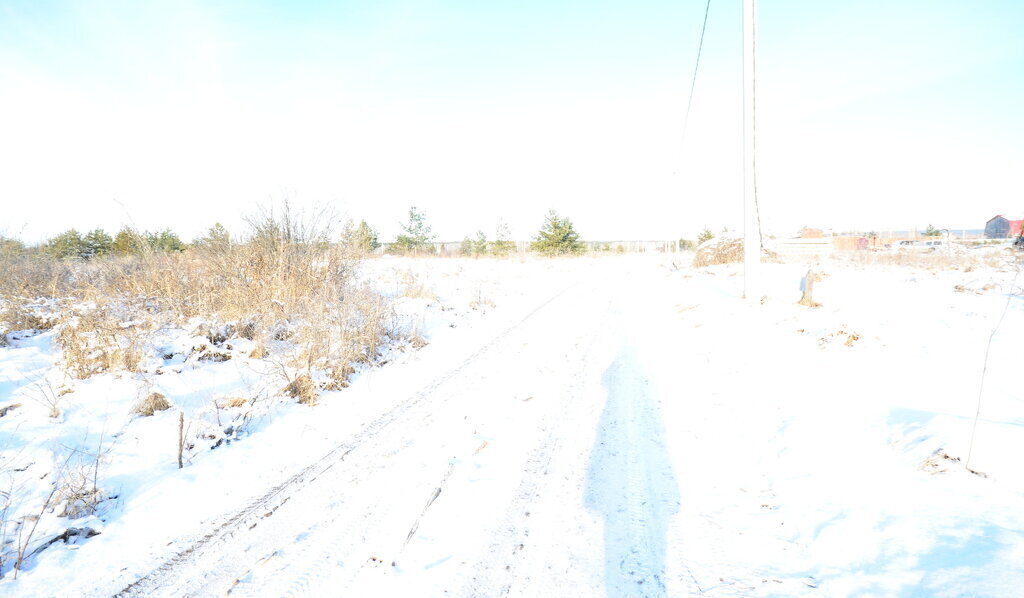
[985,215,1023,239]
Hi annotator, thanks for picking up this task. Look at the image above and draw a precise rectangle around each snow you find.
[1,252,1023,596]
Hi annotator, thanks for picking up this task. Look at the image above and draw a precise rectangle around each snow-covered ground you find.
[1,252,1022,597]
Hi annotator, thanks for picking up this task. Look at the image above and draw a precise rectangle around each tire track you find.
[242,285,617,598]
[114,281,584,597]
[462,294,617,597]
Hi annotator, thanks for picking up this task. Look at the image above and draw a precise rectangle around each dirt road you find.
[108,260,688,598]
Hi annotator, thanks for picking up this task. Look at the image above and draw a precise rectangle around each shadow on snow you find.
[585,346,680,598]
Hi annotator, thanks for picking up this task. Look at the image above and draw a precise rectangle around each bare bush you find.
[132,392,171,417]
[282,374,318,405]
[0,302,56,336]
[22,375,68,419]
[54,464,103,519]
[0,207,397,411]
[55,306,148,379]
[217,397,249,409]
[693,237,779,267]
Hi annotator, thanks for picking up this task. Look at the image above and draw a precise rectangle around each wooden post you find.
[177,411,184,469]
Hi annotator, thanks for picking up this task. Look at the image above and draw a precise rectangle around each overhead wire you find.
[966,258,1023,472]
[680,0,712,146]
[681,0,765,247]
[751,0,764,248]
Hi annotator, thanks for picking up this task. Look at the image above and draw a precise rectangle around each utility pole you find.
[743,0,760,300]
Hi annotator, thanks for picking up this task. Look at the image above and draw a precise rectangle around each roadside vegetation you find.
[0,206,407,578]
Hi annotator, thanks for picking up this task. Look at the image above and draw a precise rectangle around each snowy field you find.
[1,251,1022,597]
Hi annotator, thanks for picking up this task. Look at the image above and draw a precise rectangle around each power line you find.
[966,259,1022,472]
[681,0,712,145]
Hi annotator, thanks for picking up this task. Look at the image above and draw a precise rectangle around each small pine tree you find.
[923,224,942,237]
[45,229,86,259]
[193,223,231,250]
[697,227,715,245]
[392,207,435,254]
[472,231,488,257]
[82,228,114,258]
[459,236,473,256]
[491,219,515,256]
[146,229,186,252]
[344,220,380,253]
[113,227,147,255]
[530,210,584,256]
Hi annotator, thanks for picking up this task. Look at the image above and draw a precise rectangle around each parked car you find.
[891,239,947,253]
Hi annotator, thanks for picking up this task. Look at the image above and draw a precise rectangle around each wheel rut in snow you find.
[114,282,583,597]
[461,296,615,597]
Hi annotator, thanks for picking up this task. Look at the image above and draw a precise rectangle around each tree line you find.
[0,208,590,260]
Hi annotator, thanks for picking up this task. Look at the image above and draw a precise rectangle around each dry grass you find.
[837,249,1017,271]
[693,237,779,267]
[55,306,148,379]
[0,303,56,335]
[0,209,399,397]
[397,270,438,301]
[282,374,318,405]
[217,397,249,409]
[131,392,172,417]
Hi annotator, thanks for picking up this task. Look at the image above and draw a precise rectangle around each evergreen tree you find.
[45,229,86,259]
[392,207,435,254]
[113,227,147,255]
[923,224,942,237]
[491,219,516,256]
[472,231,488,257]
[82,228,114,258]
[146,229,186,252]
[343,220,380,253]
[697,227,715,245]
[530,210,584,256]
[193,223,231,249]
[459,236,473,256]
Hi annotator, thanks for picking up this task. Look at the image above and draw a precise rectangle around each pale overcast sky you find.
[1,1,1021,243]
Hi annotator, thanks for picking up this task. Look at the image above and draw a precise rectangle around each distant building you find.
[984,215,1023,239]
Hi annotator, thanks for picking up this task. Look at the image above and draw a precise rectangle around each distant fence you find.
[373,240,686,256]
[768,237,834,257]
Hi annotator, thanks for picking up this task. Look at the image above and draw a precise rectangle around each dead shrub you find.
[283,374,318,405]
[323,362,356,391]
[218,397,249,409]
[2,206,397,412]
[693,237,779,267]
[55,466,103,519]
[17,375,68,419]
[398,270,438,301]
[197,350,231,363]
[55,306,147,379]
[0,303,56,334]
[132,392,171,417]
